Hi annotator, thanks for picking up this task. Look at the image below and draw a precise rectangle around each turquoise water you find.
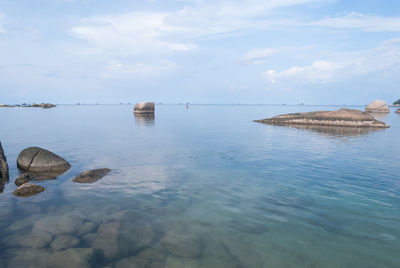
[0,105,399,267]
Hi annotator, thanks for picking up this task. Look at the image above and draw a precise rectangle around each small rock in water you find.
[13,182,45,197]
[47,248,95,268]
[72,168,111,183]
[15,174,30,186]
[17,146,71,173]
[51,235,80,251]
[92,220,120,259]
[161,231,203,258]
[365,100,390,113]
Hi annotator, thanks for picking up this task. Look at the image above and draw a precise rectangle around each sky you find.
[0,0,399,105]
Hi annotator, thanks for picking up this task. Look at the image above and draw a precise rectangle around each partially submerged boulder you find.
[13,183,45,197]
[0,142,9,180]
[365,100,390,113]
[72,168,111,183]
[134,102,155,114]
[17,147,71,173]
[255,108,389,128]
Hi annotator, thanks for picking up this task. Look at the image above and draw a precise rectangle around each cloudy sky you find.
[0,0,399,104]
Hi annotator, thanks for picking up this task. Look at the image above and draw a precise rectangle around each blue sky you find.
[0,0,399,104]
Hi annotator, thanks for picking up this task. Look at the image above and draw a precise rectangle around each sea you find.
[0,104,399,267]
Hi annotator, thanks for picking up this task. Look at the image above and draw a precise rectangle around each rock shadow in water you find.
[134,113,155,126]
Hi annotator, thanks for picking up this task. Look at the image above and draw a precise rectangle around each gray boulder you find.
[17,147,71,173]
[365,100,390,113]
[72,168,111,183]
[134,102,155,114]
[13,183,45,197]
[0,142,9,180]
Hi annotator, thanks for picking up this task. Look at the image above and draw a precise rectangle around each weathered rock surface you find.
[134,102,155,114]
[72,168,111,183]
[47,248,95,268]
[15,174,30,186]
[255,108,389,128]
[92,221,120,259]
[51,235,80,251]
[13,183,45,197]
[0,142,9,180]
[4,231,53,248]
[78,221,97,235]
[161,231,203,258]
[17,147,71,173]
[365,100,390,113]
[33,215,81,235]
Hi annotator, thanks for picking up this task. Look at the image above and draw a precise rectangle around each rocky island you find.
[0,103,56,108]
[255,108,389,128]
[134,102,155,114]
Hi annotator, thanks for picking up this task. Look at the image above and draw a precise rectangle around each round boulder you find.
[17,147,71,173]
[134,102,155,114]
[365,100,390,113]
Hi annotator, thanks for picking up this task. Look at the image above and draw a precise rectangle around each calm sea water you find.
[0,104,399,267]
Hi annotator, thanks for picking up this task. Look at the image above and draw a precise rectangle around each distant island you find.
[393,99,400,105]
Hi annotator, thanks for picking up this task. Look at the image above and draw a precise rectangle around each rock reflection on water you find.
[268,124,385,137]
[134,113,155,126]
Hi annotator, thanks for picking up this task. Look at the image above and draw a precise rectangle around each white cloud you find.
[310,12,400,32]
[263,38,400,84]
[0,13,6,33]
[242,47,285,64]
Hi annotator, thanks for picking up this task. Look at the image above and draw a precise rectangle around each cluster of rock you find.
[0,103,56,108]
[255,108,389,128]
[134,102,155,114]
[0,144,111,197]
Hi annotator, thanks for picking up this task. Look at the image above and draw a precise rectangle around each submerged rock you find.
[118,220,154,255]
[33,215,81,235]
[15,174,30,186]
[161,231,203,258]
[17,147,71,173]
[47,248,95,268]
[4,231,53,248]
[13,183,45,197]
[92,221,120,259]
[0,142,9,180]
[5,248,51,268]
[134,102,155,114]
[365,100,390,113]
[255,108,389,128]
[72,168,111,183]
[51,235,80,251]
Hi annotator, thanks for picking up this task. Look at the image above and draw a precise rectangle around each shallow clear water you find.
[0,104,399,267]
